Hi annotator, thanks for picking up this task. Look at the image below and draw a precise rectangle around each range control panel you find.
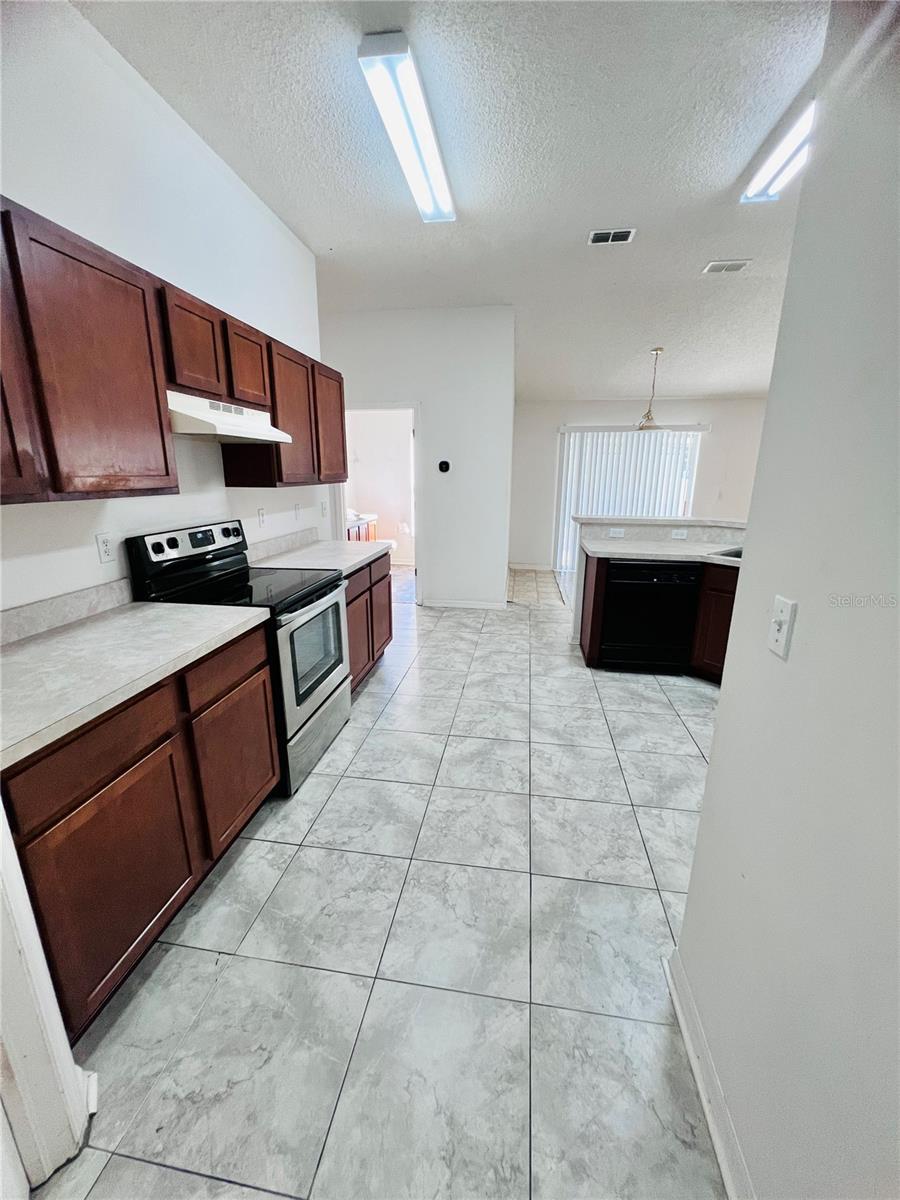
[142,520,246,563]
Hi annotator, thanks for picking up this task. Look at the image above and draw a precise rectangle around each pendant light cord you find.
[639,347,664,429]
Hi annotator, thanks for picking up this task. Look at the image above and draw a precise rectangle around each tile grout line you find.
[527,601,534,1200]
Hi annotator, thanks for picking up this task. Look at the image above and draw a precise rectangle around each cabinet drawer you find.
[345,564,371,603]
[184,627,268,715]
[5,681,179,841]
[370,553,391,584]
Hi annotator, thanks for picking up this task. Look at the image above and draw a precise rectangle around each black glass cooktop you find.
[163,565,342,615]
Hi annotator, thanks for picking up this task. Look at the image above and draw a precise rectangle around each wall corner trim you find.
[664,949,757,1200]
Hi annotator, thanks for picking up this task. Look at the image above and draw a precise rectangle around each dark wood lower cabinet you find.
[2,628,279,1040]
[347,589,373,686]
[372,575,392,657]
[691,565,739,682]
[21,733,202,1038]
[346,554,393,689]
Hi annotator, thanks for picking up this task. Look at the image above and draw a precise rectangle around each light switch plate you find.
[768,595,797,659]
[95,532,115,564]
[257,507,266,528]
[608,528,625,538]
[671,528,688,539]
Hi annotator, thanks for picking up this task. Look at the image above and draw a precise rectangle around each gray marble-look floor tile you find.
[683,714,716,758]
[530,703,613,749]
[345,728,447,785]
[530,743,629,804]
[619,750,707,811]
[476,631,531,653]
[312,723,370,774]
[413,645,476,672]
[462,671,530,703]
[661,683,719,717]
[436,735,530,795]
[635,807,700,892]
[529,652,589,678]
[395,666,468,699]
[531,674,600,707]
[531,796,654,887]
[380,860,530,1001]
[86,1156,263,1200]
[469,648,531,675]
[450,697,530,741]
[305,777,430,856]
[374,692,459,735]
[662,890,688,940]
[531,1005,725,1200]
[594,675,675,713]
[481,611,531,634]
[120,957,369,1198]
[606,709,702,756]
[163,838,295,953]
[437,610,487,630]
[655,673,720,694]
[239,845,406,975]
[76,944,225,1151]
[415,786,530,872]
[243,773,339,844]
[531,875,674,1022]
[313,980,529,1200]
[347,690,390,726]
[530,630,579,654]
[34,1148,110,1200]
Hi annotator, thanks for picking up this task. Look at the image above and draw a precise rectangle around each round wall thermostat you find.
[438,460,451,473]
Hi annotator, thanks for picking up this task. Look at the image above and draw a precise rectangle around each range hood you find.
[167,391,292,444]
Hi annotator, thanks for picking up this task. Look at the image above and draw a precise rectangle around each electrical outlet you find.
[767,595,797,659]
[294,503,302,522]
[95,532,115,564]
[257,507,266,528]
[608,528,625,538]
[671,528,688,539]
[320,501,328,519]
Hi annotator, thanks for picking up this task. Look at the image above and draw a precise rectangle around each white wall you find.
[0,1,331,611]
[676,6,899,1198]
[346,410,415,565]
[510,395,766,568]
[321,307,515,607]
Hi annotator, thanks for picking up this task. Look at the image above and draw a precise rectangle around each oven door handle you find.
[275,581,347,630]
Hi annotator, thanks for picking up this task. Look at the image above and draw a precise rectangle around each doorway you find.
[344,408,417,601]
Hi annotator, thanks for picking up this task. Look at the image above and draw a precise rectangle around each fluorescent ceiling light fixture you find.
[741,100,816,203]
[359,31,455,223]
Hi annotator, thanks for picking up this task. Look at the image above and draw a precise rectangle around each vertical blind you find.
[554,428,702,574]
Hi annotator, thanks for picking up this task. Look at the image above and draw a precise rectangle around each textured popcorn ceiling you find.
[76,1,829,402]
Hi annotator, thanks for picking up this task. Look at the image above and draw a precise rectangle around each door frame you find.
[0,809,95,1187]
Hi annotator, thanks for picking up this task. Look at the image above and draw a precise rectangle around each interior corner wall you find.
[676,6,899,1198]
[0,0,332,610]
[509,395,766,569]
[320,306,515,608]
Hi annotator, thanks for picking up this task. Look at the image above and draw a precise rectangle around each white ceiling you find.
[76,0,829,403]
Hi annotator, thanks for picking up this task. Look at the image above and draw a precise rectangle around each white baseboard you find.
[664,950,756,1200]
[508,561,554,572]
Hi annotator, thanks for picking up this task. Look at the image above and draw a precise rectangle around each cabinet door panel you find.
[163,285,226,396]
[691,567,738,681]
[225,318,271,408]
[192,667,279,854]
[1,218,46,501]
[372,574,393,658]
[22,734,200,1037]
[313,362,348,482]
[347,590,373,688]
[271,341,317,483]
[8,210,177,495]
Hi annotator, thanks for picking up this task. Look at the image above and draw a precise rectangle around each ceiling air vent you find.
[589,228,635,245]
[703,259,751,274]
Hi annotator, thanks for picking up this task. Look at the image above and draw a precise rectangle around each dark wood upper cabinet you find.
[271,341,318,483]
[691,564,739,682]
[312,361,348,482]
[6,206,178,497]
[162,284,227,396]
[1,215,46,502]
[224,316,271,409]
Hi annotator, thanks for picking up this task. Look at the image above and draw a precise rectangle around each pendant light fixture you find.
[638,347,664,430]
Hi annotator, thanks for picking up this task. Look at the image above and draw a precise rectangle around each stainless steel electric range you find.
[127,519,351,796]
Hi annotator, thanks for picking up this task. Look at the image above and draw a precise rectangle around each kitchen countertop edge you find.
[254,539,394,576]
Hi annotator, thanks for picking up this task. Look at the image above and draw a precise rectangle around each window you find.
[554,428,702,574]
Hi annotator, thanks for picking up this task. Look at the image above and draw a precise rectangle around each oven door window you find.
[290,603,343,706]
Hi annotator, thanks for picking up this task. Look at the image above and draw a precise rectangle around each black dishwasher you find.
[600,561,701,670]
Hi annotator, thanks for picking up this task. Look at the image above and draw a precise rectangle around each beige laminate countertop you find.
[0,602,269,771]
[254,539,394,575]
[581,534,742,568]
